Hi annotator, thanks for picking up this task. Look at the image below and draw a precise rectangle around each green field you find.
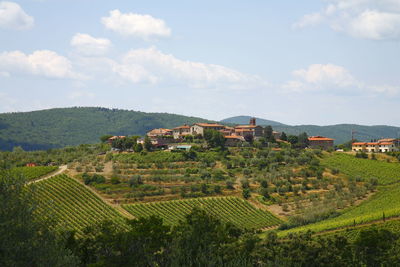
[32,175,126,236]
[9,166,58,181]
[123,197,282,229]
[322,153,400,185]
[279,183,400,236]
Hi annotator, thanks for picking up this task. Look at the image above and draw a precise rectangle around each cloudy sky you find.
[0,0,399,126]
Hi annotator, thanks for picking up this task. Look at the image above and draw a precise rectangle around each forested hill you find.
[222,116,400,144]
[273,124,400,144]
[221,116,286,126]
[0,107,213,151]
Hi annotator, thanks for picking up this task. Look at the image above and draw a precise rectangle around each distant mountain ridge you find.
[221,116,286,126]
[221,116,400,144]
[0,108,399,151]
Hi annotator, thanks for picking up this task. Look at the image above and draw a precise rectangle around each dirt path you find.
[28,165,68,185]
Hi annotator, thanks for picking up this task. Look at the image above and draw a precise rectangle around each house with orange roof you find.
[308,136,334,150]
[147,128,173,138]
[107,136,126,144]
[352,138,399,153]
[224,135,244,146]
[190,123,225,136]
[172,124,191,139]
[234,118,263,137]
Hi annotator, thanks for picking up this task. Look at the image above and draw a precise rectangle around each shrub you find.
[111,176,121,184]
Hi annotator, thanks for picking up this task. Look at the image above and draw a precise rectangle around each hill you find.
[273,124,400,144]
[0,107,213,151]
[221,116,400,144]
[221,115,286,126]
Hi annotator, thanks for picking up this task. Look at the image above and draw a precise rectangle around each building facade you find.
[172,125,191,139]
[190,123,225,136]
[308,136,334,150]
[352,139,399,153]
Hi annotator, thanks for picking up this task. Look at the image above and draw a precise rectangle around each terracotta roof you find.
[378,138,396,142]
[194,123,224,127]
[235,125,257,129]
[173,125,190,130]
[108,136,126,140]
[352,142,367,145]
[224,135,243,139]
[308,136,334,141]
[235,128,253,132]
[148,128,172,135]
[379,142,394,145]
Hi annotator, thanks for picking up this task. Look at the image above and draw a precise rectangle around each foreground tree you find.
[0,172,78,266]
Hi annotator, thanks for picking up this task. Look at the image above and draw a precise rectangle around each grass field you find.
[9,166,58,181]
[123,197,282,230]
[279,183,400,236]
[31,174,126,237]
[322,153,400,185]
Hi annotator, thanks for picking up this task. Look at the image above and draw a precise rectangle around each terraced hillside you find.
[123,197,282,229]
[31,174,126,237]
[321,153,400,185]
[279,183,400,236]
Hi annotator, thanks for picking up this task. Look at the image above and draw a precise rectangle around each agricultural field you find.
[71,148,356,207]
[123,196,282,229]
[8,166,58,181]
[279,182,400,236]
[321,153,400,185]
[31,174,127,237]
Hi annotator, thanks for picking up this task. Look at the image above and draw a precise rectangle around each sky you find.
[0,0,399,126]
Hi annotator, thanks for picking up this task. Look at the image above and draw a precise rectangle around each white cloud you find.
[110,47,264,90]
[283,63,399,96]
[101,9,171,39]
[293,0,400,40]
[292,64,357,87]
[293,12,324,29]
[0,50,83,79]
[70,33,111,56]
[0,1,34,30]
[346,10,400,40]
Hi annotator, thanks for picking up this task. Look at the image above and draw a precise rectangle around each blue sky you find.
[0,0,399,126]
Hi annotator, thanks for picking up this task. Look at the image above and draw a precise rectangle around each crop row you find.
[123,197,282,229]
[9,166,58,181]
[31,174,126,237]
[322,153,400,185]
[279,182,400,236]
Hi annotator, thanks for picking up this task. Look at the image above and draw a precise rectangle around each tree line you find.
[2,172,400,267]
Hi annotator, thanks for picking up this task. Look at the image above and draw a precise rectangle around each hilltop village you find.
[107,118,337,151]
[106,118,400,153]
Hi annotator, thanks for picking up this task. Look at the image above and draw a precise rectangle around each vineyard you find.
[31,174,126,237]
[9,166,58,181]
[321,153,400,185]
[279,183,400,236]
[123,197,282,229]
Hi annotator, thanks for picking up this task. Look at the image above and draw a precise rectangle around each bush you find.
[111,176,121,184]
[242,188,251,199]
[226,180,235,190]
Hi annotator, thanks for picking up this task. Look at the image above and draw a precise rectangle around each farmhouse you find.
[107,136,126,144]
[234,118,263,137]
[172,124,191,139]
[146,128,173,138]
[308,136,334,150]
[190,123,225,136]
[224,135,244,146]
[352,139,399,153]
